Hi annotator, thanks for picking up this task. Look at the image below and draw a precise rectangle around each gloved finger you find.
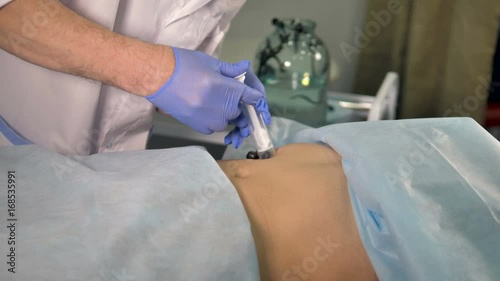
[254,99,272,125]
[231,103,269,129]
[244,69,266,95]
[222,80,261,122]
[239,125,251,137]
[225,80,271,127]
[218,60,251,78]
[194,126,213,135]
[233,129,244,148]
[210,121,229,133]
[261,111,272,125]
[237,93,272,126]
[224,128,239,146]
[228,114,253,137]
[224,128,245,148]
[245,97,272,126]
[240,85,268,107]
[255,97,269,113]
[224,131,232,146]
[228,112,249,129]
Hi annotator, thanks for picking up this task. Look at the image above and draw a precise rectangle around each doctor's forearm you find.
[0,0,173,96]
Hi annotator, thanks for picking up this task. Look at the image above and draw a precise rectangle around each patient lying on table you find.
[218,144,378,281]
[2,118,498,280]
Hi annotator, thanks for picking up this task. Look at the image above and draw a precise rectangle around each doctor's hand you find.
[146,47,271,147]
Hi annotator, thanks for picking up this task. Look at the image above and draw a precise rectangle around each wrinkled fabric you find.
[225,117,500,281]
[0,146,259,281]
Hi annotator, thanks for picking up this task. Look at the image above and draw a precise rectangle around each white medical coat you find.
[0,0,245,155]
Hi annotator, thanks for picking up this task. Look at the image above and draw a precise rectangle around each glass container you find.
[255,18,330,127]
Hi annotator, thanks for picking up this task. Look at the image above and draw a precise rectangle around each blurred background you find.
[149,0,500,158]
[219,0,367,94]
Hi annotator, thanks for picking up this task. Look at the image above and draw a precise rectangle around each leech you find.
[259,150,273,159]
[246,151,260,160]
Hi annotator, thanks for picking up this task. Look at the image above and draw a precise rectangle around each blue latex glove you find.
[146,47,271,148]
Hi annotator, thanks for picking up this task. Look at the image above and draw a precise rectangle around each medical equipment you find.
[225,116,500,281]
[367,72,399,121]
[235,73,276,159]
[255,18,330,127]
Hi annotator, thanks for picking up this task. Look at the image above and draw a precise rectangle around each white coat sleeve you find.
[0,0,13,8]
[197,2,245,57]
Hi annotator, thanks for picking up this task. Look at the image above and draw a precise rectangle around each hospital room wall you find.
[219,0,368,93]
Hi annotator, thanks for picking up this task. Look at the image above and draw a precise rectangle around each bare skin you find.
[218,144,378,281]
[0,0,173,96]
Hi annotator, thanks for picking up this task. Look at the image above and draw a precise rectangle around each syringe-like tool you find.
[234,73,276,159]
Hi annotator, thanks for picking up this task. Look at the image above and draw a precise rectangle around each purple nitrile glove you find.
[146,47,271,146]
